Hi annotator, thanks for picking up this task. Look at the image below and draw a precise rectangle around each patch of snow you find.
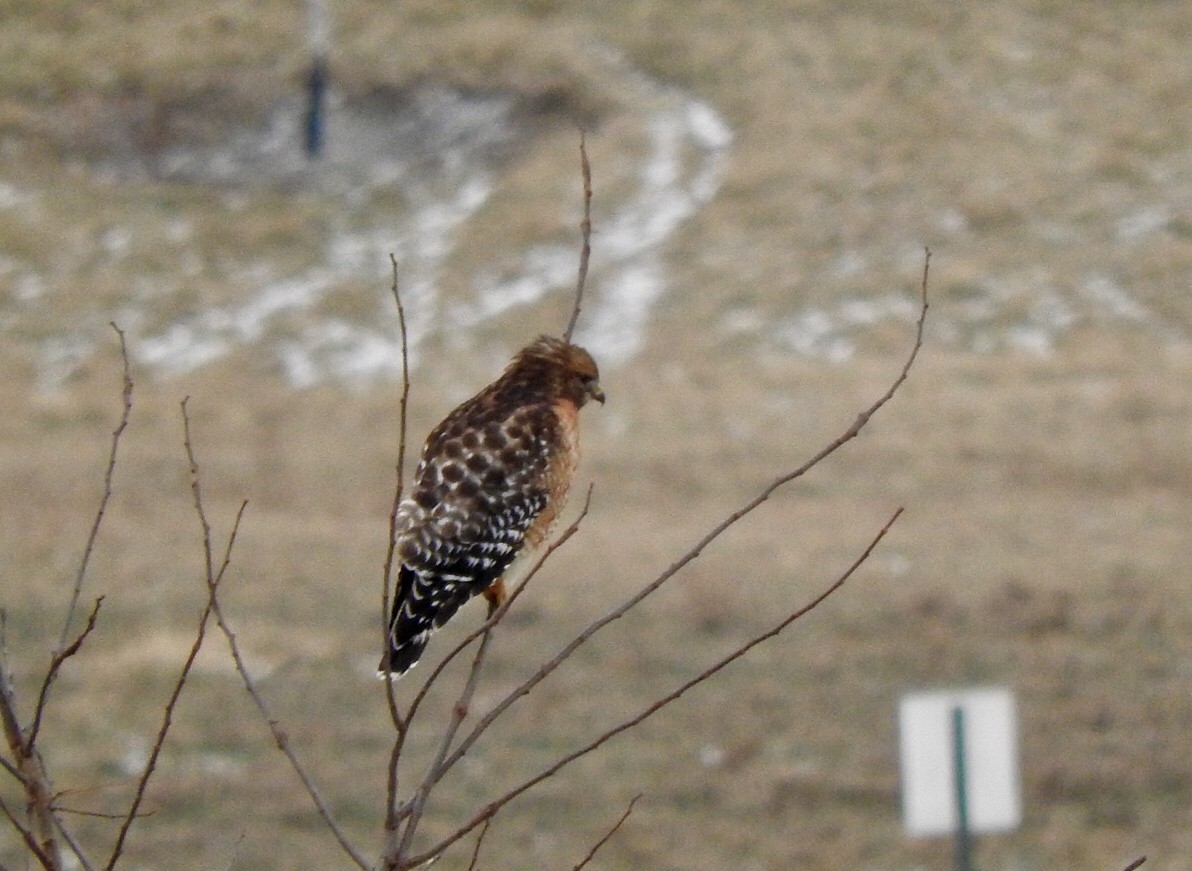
[13,272,44,302]
[1115,205,1171,242]
[0,180,37,209]
[1079,275,1148,321]
[769,293,921,363]
[462,43,734,368]
[38,334,95,391]
[765,270,1190,362]
[575,92,733,364]
[132,168,492,386]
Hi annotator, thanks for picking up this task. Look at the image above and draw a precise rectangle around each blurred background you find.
[1,2,1189,869]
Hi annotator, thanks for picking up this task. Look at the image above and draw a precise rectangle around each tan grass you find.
[1,1,1190,869]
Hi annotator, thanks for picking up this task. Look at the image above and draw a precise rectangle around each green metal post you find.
[952,705,974,871]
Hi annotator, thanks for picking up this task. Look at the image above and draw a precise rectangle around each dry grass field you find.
[1,2,1190,869]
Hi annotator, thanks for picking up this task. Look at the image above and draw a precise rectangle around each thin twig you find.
[28,598,103,751]
[1122,858,1146,871]
[49,813,94,871]
[437,258,929,779]
[410,508,902,865]
[180,397,216,583]
[464,817,492,871]
[384,254,412,827]
[573,793,641,871]
[53,805,152,821]
[563,132,593,344]
[395,630,494,862]
[103,489,237,871]
[0,640,62,869]
[0,793,52,868]
[178,401,370,870]
[410,250,930,864]
[108,401,244,869]
[0,611,28,780]
[382,737,403,863]
[60,322,132,649]
[386,490,590,864]
[385,497,589,865]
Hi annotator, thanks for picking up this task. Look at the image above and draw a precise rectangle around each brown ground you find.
[1,2,1190,869]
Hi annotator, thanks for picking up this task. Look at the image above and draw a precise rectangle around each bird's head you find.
[516,336,605,407]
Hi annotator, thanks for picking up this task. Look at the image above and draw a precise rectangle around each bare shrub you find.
[1,144,930,870]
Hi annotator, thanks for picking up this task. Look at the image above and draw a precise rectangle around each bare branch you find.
[394,630,494,862]
[60,322,132,649]
[0,668,23,774]
[411,508,903,865]
[0,634,62,869]
[28,597,104,750]
[384,253,412,817]
[178,401,370,870]
[382,737,403,861]
[0,613,30,799]
[52,805,151,821]
[436,261,928,781]
[49,813,94,871]
[386,492,591,867]
[383,255,412,657]
[464,817,492,871]
[209,591,369,869]
[107,401,253,868]
[26,599,103,747]
[563,132,593,344]
[103,515,230,871]
[573,793,640,871]
[180,397,216,584]
[0,793,53,869]
[407,249,930,864]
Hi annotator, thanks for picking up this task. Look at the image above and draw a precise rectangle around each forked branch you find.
[379,133,929,865]
[404,249,927,863]
[408,507,903,865]
[103,447,232,871]
[573,793,641,871]
[433,251,929,786]
[178,400,369,871]
[0,324,138,871]
[382,489,592,867]
[29,598,103,750]
[59,323,132,649]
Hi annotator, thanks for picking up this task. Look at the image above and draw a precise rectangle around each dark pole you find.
[304,56,327,158]
[952,706,975,871]
[303,0,329,159]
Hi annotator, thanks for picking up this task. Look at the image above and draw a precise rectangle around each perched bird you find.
[380,335,604,677]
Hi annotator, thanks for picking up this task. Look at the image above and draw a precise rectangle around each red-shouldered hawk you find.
[380,335,604,677]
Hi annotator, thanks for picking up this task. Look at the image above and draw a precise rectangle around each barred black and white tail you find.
[380,563,476,677]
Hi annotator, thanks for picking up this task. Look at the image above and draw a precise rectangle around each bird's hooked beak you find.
[587,380,606,405]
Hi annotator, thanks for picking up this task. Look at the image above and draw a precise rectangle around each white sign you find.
[898,687,1021,837]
